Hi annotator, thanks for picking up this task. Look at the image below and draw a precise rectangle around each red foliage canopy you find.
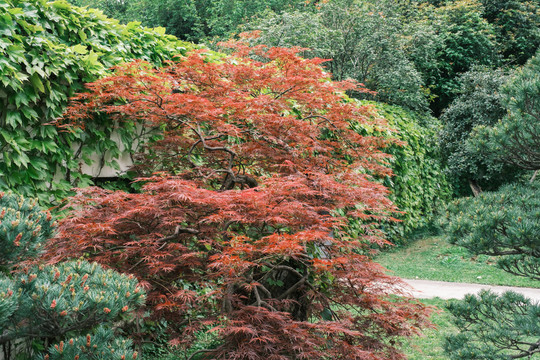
[45,41,430,359]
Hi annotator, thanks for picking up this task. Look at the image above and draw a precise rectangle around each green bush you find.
[0,0,196,204]
[442,181,540,280]
[445,290,540,359]
[405,0,498,114]
[471,51,540,173]
[245,0,429,112]
[0,261,145,357]
[439,67,521,196]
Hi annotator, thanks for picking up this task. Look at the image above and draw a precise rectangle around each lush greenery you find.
[445,290,540,359]
[359,102,450,243]
[471,51,540,172]
[444,182,540,281]
[438,67,521,195]
[67,0,311,41]
[441,53,540,359]
[0,191,54,270]
[245,0,429,112]
[0,0,196,203]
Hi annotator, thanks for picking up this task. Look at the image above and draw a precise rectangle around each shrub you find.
[442,182,540,358]
[0,192,145,359]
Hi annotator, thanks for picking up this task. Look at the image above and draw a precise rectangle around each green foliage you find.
[439,67,520,195]
[445,290,540,359]
[418,0,540,65]
[0,260,145,358]
[0,277,19,333]
[0,192,145,359]
[406,0,498,114]
[39,325,138,360]
[0,0,195,204]
[471,51,540,171]
[68,0,308,41]
[0,191,54,269]
[480,0,540,65]
[443,182,540,280]
[359,102,450,243]
[246,0,429,112]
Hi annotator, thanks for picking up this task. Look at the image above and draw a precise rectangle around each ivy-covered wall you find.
[359,101,450,243]
[0,0,196,203]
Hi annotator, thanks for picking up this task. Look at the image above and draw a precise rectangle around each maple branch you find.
[277,273,309,300]
[160,225,200,243]
[187,349,217,360]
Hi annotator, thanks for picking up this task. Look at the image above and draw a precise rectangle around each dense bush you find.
[38,326,139,360]
[0,191,55,270]
[68,0,310,41]
[443,182,540,280]
[471,51,540,172]
[0,0,196,203]
[445,290,540,359]
[405,0,498,114]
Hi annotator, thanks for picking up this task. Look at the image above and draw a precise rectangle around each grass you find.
[376,236,540,288]
[401,298,456,360]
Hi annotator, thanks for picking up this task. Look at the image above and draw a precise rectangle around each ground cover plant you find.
[42,40,432,359]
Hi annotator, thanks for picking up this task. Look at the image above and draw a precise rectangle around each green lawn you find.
[401,298,456,360]
[376,237,540,288]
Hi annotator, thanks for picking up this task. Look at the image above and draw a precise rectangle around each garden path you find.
[401,279,540,301]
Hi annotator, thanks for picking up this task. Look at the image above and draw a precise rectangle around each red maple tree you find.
[45,40,430,359]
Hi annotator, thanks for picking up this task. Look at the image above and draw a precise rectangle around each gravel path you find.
[401,279,540,301]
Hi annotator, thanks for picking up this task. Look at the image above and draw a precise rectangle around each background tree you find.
[405,0,498,115]
[471,52,540,174]
[245,0,429,112]
[45,42,431,359]
[67,0,310,41]
[438,67,520,196]
[442,50,540,359]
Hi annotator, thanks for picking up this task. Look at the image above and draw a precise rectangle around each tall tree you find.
[45,42,430,358]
